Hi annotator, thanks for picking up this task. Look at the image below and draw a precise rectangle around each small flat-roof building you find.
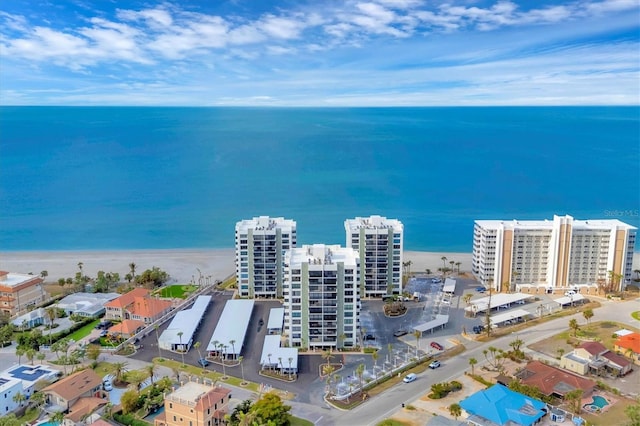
[207,299,254,359]
[442,278,456,294]
[12,308,46,329]
[413,314,449,334]
[0,271,46,317]
[260,334,298,374]
[267,307,284,335]
[465,293,531,315]
[159,296,211,352]
[56,292,120,318]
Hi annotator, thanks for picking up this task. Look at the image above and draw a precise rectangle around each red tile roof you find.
[516,361,595,397]
[66,397,108,422]
[105,287,150,309]
[615,332,640,354]
[577,341,607,356]
[43,369,102,401]
[130,296,172,319]
[108,319,145,335]
[602,351,631,368]
[195,386,232,412]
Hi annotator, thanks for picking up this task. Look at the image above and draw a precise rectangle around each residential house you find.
[56,292,120,318]
[0,364,61,415]
[614,332,640,366]
[515,361,596,398]
[107,319,145,339]
[154,381,232,426]
[459,384,547,426]
[104,288,172,325]
[561,341,632,377]
[11,308,46,329]
[43,369,105,415]
[0,271,46,317]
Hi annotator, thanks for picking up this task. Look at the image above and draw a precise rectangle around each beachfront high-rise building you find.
[283,244,360,350]
[235,216,297,298]
[345,215,403,298]
[0,271,47,317]
[472,215,636,293]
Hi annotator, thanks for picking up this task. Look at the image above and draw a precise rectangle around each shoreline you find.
[0,249,638,286]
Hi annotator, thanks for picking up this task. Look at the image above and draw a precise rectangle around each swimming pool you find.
[37,421,60,426]
[582,395,609,412]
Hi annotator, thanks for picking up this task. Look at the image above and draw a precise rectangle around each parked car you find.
[99,330,108,337]
[198,358,209,367]
[393,330,408,337]
[430,341,444,351]
[96,320,113,330]
[475,286,486,293]
[429,360,441,369]
[403,373,417,383]
[431,278,442,283]
[515,299,526,305]
[103,378,113,391]
[473,325,485,334]
[565,290,576,296]
[364,334,375,341]
[258,318,264,326]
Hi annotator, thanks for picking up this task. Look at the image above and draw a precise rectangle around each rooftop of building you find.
[108,319,145,335]
[1,364,61,388]
[287,244,358,267]
[129,296,172,318]
[460,384,546,426]
[235,216,297,232]
[475,215,637,231]
[104,288,150,309]
[345,215,403,230]
[166,381,231,410]
[43,369,102,401]
[0,272,43,289]
[615,332,640,354]
[515,360,596,396]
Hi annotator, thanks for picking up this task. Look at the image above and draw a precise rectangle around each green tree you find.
[583,309,594,325]
[126,370,147,391]
[26,348,36,365]
[469,357,477,375]
[413,329,421,355]
[321,348,334,367]
[0,414,21,426]
[37,352,46,364]
[112,361,128,385]
[51,411,65,425]
[87,344,101,363]
[250,393,291,426]
[228,399,253,425]
[569,318,580,337]
[12,391,26,408]
[120,389,140,414]
[565,389,583,414]
[30,391,45,410]
[146,364,156,385]
[441,256,447,271]
[509,337,525,358]
[449,403,462,420]
[135,267,169,289]
[355,363,365,392]
[625,402,640,426]
[177,331,185,366]
[194,341,205,371]
[0,324,13,345]
[15,346,25,365]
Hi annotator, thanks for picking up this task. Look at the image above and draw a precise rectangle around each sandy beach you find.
[0,249,637,286]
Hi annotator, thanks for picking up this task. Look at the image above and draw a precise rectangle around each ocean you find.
[1,106,638,252]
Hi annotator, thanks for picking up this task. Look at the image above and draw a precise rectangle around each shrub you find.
[363,347,377,354]
[113,413,148,426]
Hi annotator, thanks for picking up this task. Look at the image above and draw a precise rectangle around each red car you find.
[430,341,444,351]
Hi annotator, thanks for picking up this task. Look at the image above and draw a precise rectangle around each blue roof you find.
[460,384,546,426]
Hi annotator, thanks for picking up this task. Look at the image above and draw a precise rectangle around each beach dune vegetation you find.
[135,267,170,289]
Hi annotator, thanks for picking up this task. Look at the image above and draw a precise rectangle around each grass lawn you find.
[529,321,640,359]
[291,416,314,426]
[155,284,197,298]
[376,420,411,426]
[94,361,115,377]
[18,407,40,424]
[632,311,640,321]
[67,319,100,341]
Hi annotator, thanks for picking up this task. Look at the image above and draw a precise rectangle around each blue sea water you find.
[0,106,638,252]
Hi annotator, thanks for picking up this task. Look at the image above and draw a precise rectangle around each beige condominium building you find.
[154,381,231,426]
[345,215,403,298]
[235,216,297,298]
[283,244,360,350]
[0,271,46,317]
[472,215,636,293]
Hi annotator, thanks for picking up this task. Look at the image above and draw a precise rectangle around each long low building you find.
[554,294,585,306]
[260,334,298,373]
[159,295,211,352]
[413,314,449,334]
[442,278,456,294]
[490,309,531,327]
[207,299,255,360]
[267,307,284,335]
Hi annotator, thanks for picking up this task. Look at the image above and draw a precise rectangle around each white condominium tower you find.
[235,216,297,298]
[345,215,403,298]
[283,244,360,350]
[472,215,636,293]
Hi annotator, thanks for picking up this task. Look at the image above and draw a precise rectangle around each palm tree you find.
[413,330,421,356]
[30,391,45,411]
[583,309,594,325]
[278,357,284,375]
[37,352,46,364]
[194,341,205,371]
[322,348,334,368]
[177,332,185,366]
[449,260,455,274]
[129,262,137,279]
[113,361,128,385]
[441,256,447,271]
[569,318,580,337]
[634,269,640,281]
[455,262,462,274]
[77,262,84,277]
[146,364,156,385]
[154,324,161,359]
[288,357,294,380]
[425,268,432,275]
[51,411,65,425]
[12,391,26,408]
[387,343,393,366]
[26,348,36,365]
[355,363,365,392]
[469,357,477,375]
[449,403,462,420]
[40,270,48,282]
[266,353,273,371]
[229,339,236,360]
[238,356,246,384]
[220,344,227,378]
[371,350,379,380]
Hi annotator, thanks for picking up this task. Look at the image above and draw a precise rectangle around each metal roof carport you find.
[555,294,585,306]
[442,278,456,294]
[207,299,255,359]
[267,307,284,334]
[158,295,211,352]
[260,334,298,372]
[413,314,449,334]
[490,309,531,327]
[465,293,531,314]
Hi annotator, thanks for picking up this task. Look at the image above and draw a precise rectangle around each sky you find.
[0,0,638,106]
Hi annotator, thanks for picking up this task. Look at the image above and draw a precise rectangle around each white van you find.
[403,373,417,383]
